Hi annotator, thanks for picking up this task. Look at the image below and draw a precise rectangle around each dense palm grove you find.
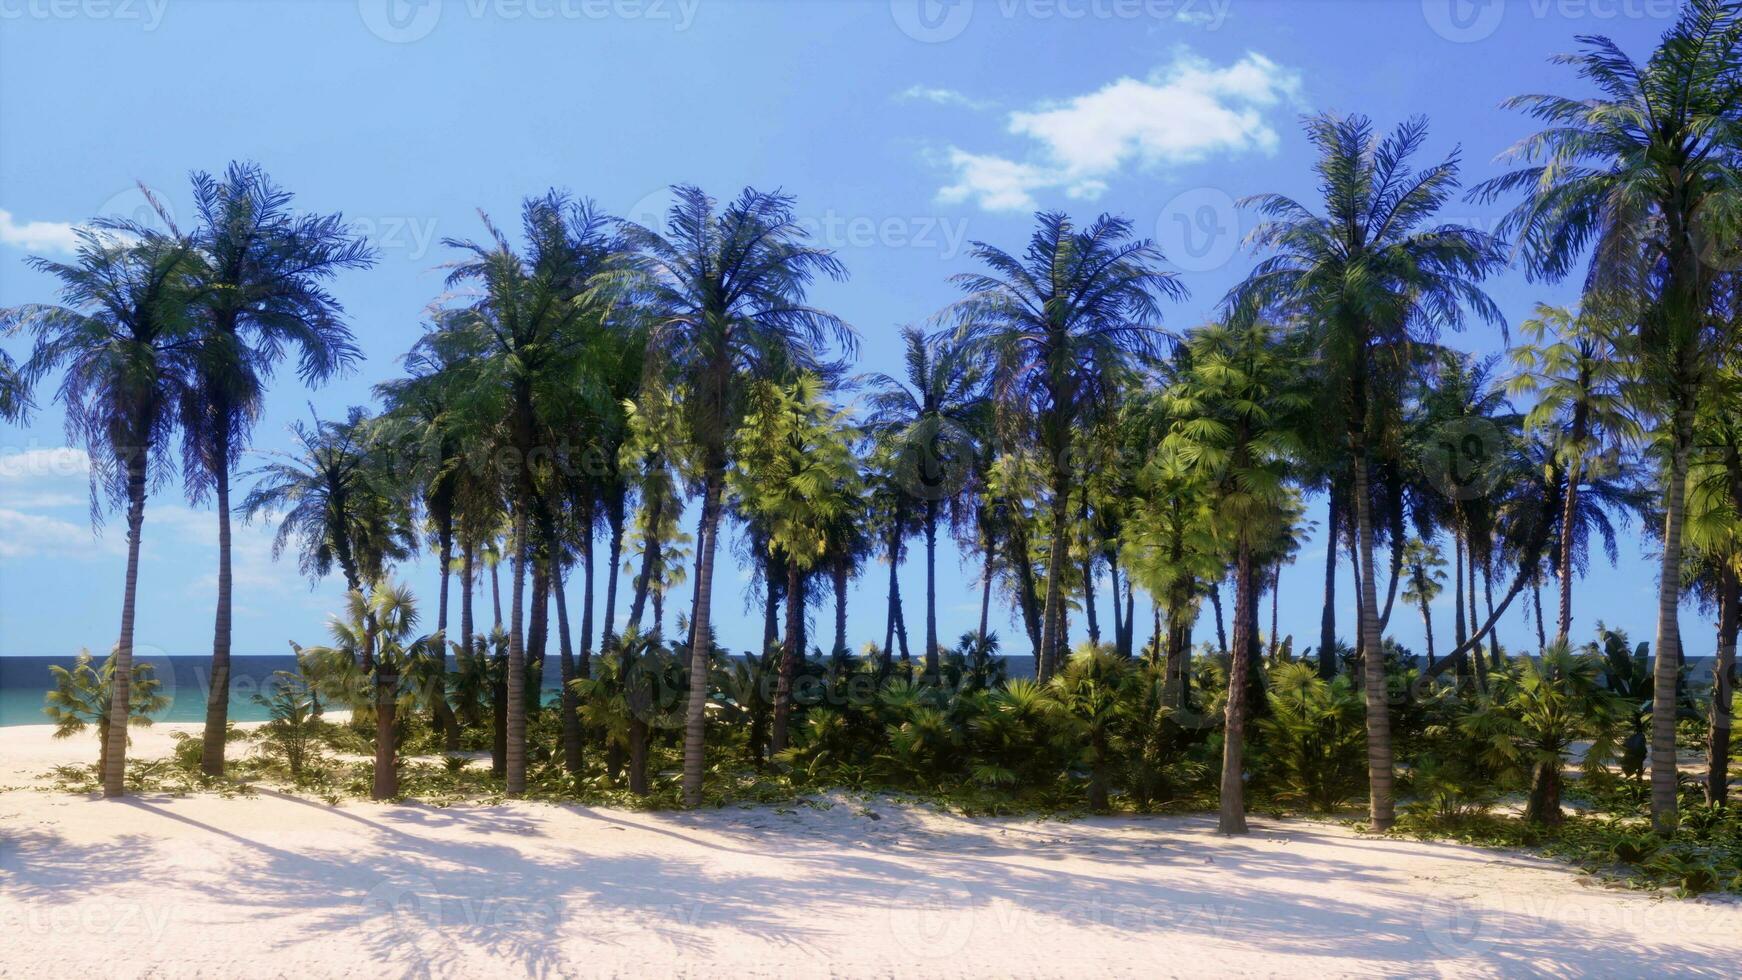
[9,1,1742,892]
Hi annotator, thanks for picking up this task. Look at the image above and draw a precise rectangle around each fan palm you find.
[731,374,860,753]
[610,185,851,806]
[6,219,200,797]
[950,212,1183,680]
[1161,320,1307,833]
[865,326,984,676]
[1471,0,1742,831]
[1227,113,1506,829]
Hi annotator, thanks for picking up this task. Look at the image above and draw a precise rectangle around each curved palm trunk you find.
[1353,438,1395,831]
[1419,593,1437,672]
[1533,573,1547,653]
[771,559,802,753]
[504,514,528,797]
[1209,585,1228,658]
[680,475,725,806]
[490,557,503,632]
[103,460,149,799]
[1651,409,1694,833]
[924,498,940,676]
[200,461,234,776]
[1219,540,1256,834]
[1082,555,1100,648]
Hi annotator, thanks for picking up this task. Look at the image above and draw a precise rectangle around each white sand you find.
[2,722,1739,978]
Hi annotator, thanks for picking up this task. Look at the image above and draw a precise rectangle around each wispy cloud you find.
[0,209,81,254]
[935,49,1299,212]
[897,85,996,111]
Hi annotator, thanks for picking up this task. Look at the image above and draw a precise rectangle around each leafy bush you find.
[1254,662,1365,812]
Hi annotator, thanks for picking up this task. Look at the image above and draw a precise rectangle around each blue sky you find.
[0,0,1693,664]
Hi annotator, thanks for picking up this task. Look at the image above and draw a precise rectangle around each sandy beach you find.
[0,722,1735,978]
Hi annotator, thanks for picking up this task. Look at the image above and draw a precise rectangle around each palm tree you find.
[1472,0,1742,831]
[1682,361,1742,803]
[731,374,860,752]
[240,407,412,612]
[178,162,373,777]
[951,212,1183,680]
[1161,320,1306,834]
[865,326,984,676]
[1507,304,1644,646]
[6,219,200,797]
[611,185,851,807]
[1400,537,1448,669]
[376,327,475,749]
[1229,113,1506,830]
[438,193,618,797]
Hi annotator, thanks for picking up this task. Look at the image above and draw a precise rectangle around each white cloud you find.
[0,209,81,254]
[0,508,117,560]
[935,50,1300,212]
[897,85,996,111]
[0,447,91,484]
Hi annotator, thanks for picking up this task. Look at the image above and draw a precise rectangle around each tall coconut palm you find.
[179,162,373,777]
[1507,304,1644,646]
[438,193,618,797]
[865,326,984,676]
[951,212,1183,680]
[1472,0,1742,831]
[1161,320,1307,834]
[1682,360,1742,803]
[611,185,851,807]
[1229,113,1506,830]
[7,219,200,797]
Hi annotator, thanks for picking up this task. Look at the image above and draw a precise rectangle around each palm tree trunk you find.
[833,553,849,658]
[504,513,528,797]
[681,474,726,806]
[460,540,478,728]
[1651,407,1694,833]
[433,515,460,750]
[580,508,596,680]
[772,558,802,753]
[102,459,149,799]
[1082,555,1101,648]
[200,460,234,777]
[1268,563,1281,661]
[1556,456,1583,647]
[1209,584,1228,658]
[490,553,503,632]
[1219,540,1256,834]
[372,661,398,801]
[603,492,625,649]
[1037,483,1071,680]
[1533,572,1547,653]
[1353,437,1395,831]
[553,560,584,777]
[925,498,940,676]
[625,500,660,638]
[1420,596,1436,672]
[764,548,783,656]
[1705,565,1738,805]
[1319,484,1341,679]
